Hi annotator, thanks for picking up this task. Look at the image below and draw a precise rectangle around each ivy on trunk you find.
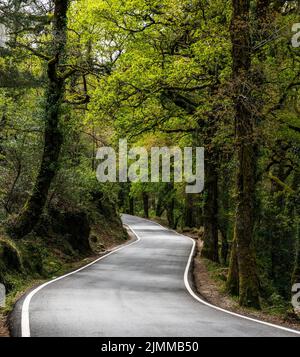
[8,0,69,239]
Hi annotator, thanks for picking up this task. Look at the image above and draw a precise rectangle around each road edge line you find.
[20,224,141,337]
[133,216,300,336]
[183,236,300,335]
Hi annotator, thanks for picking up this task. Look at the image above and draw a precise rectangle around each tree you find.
[229,0,260,308]
[8,0,70,238]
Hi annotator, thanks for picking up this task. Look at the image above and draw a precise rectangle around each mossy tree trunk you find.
[293,231,300,285]
[218,166,231,265]
[292,171,300,285]
[219,227,229,266]
[230,0,260,308]
[9,0,69,239]
[202,112,219,263]
[202,157,219,262]
[227,234,239,295]
[269,143,295,297]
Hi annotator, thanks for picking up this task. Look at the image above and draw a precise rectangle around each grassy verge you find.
[193,241,300,331]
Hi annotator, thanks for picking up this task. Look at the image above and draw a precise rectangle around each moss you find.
[0,235,23,289]
[202,256,297,320]
[226,236,239,296]
[0,201,129,333]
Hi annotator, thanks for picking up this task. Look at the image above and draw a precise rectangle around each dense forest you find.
[0,0,300,320]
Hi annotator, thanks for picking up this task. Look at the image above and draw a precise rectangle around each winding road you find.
[11,214,300,337]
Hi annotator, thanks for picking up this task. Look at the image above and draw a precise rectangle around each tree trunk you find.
[230,0,260,308]
[166,181,175,229]
[202,158,219,262]
[269,145,291,296]
[142,192,149,218]
[8,0,69,239]
[220,227,229,266]
[155,191,164,217]
[227,234,239,295]
[293,225,300,285]
[184,194,194,228]
[219,165,231,266]
[292,171,300,285]
[129,196,134,216]
[194,194,203,228]
[166,196,175,229]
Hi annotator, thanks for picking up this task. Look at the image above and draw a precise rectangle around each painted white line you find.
[21,225,140,337]
[136,217,300,336]
[20,215,300,337]
[183,235,300,336]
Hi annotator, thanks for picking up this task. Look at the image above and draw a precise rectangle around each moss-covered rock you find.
[36,206,92,254]
[0,236,23,289]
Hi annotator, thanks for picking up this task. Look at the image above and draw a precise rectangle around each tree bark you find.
[227,234,239,295]
[166,181,175,229]
[230,0,260,308]
[220,226,229,266]
[202,158,219,262]
[219,165,231,265]
[155,191,164,217]
[142,192,149,218]
[9,0,69,238]
[184,194,195,228]
[292,171,300,285]
[293,223,300,285]
[129,196,134,216]
[166,197,175,229]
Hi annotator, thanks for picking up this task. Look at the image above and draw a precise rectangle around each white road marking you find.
[20,216,300,337]
[21,225,140,337]
[144,219,300,336]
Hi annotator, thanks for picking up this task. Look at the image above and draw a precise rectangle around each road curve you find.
[11,214,300,337]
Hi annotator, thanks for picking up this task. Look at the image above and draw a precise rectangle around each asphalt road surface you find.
[11,214,300,337]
